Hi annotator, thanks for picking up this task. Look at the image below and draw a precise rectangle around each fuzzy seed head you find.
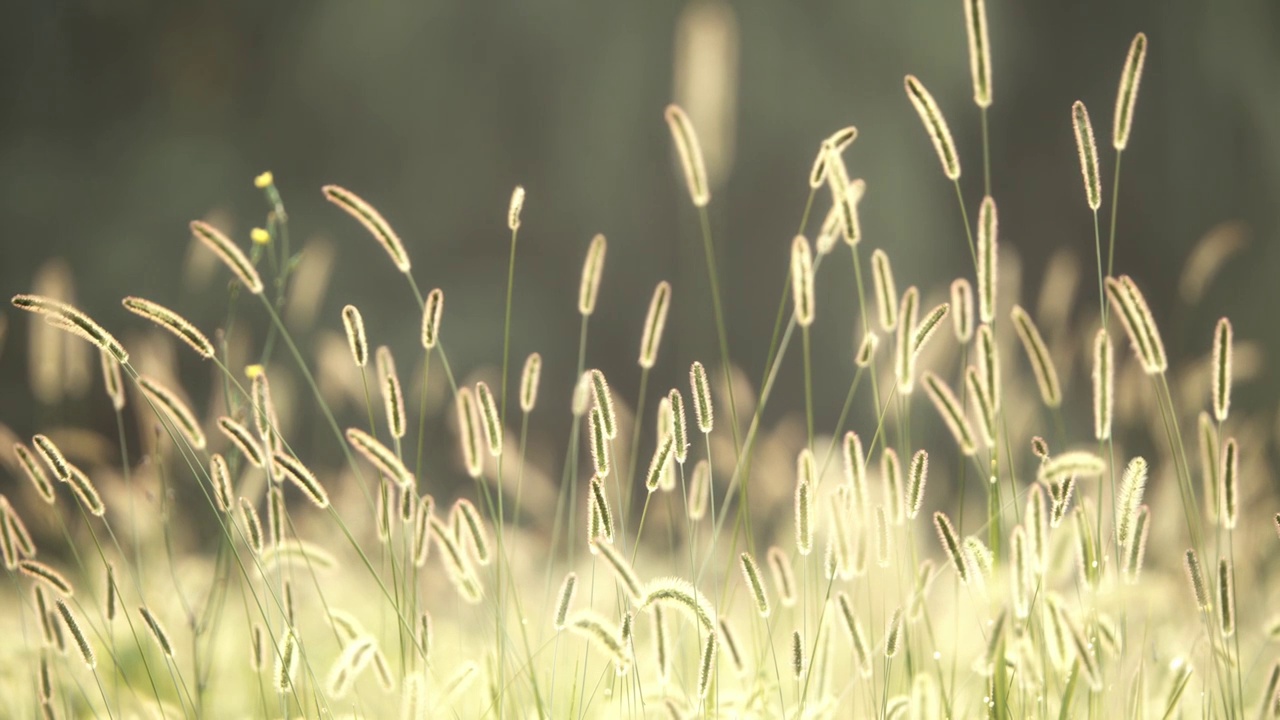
[323,184,410,273]
[871,249,899,331]
[664,104,710,207]
[421,288,444,349]
[189,221,264,295]
[950,278,974,342]
[904,75,961,179]
[1212,317,1232,422]
[963,0,992,107]
[1113,33,1148,150]
[977,196,998,322]
[639,281,672,368]
[578,234,607,316]
[519,352,542,413]
[790,235,815,327]
[1072,101,1102,210]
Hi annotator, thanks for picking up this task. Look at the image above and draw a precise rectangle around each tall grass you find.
[0,9,1274,720]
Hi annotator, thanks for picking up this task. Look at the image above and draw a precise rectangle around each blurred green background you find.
[1,0,1277,453]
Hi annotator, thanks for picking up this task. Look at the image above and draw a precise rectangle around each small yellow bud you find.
[250,228,270,245]
[244,364,265,379]
[254,171,274,189]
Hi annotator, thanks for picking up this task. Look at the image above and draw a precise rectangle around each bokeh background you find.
[1,0,1277,471]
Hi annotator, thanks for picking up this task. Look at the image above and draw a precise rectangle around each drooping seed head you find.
[12,294,129,363]
[519,352,542,413]
[977,196,998,322]
[340,305,368,367]
[137,374,207,450]
[965,366,996,448]
[452,498,491,566]
[1113,33,1148,150]
[1038,450,1106,484]
[66,464,105,516]
[20,560,74,596]
[429,515,484,603]
[835,592,872,676]
[346,427,414,488]
[15,443,56,504]
[189,221,264,295]
[904,75,961,180]
[421,288,444,349]
[1105,275,1167,374]
[922,372,978,455]
[809,127,858,188]
[1071,101,1102,210]
[641,576,717,634]
[1011,305,1061,407]
[790,235,815,327]
[578,234,607,316]
[664,104,711,207]
[139,606,174,657]
[639,281,672,368]
[822,148,863,245]
[122,296,215,359]
[323,184,411,273]
[273,452,330,509]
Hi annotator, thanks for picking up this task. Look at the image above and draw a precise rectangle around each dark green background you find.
[1,0,1276,453]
